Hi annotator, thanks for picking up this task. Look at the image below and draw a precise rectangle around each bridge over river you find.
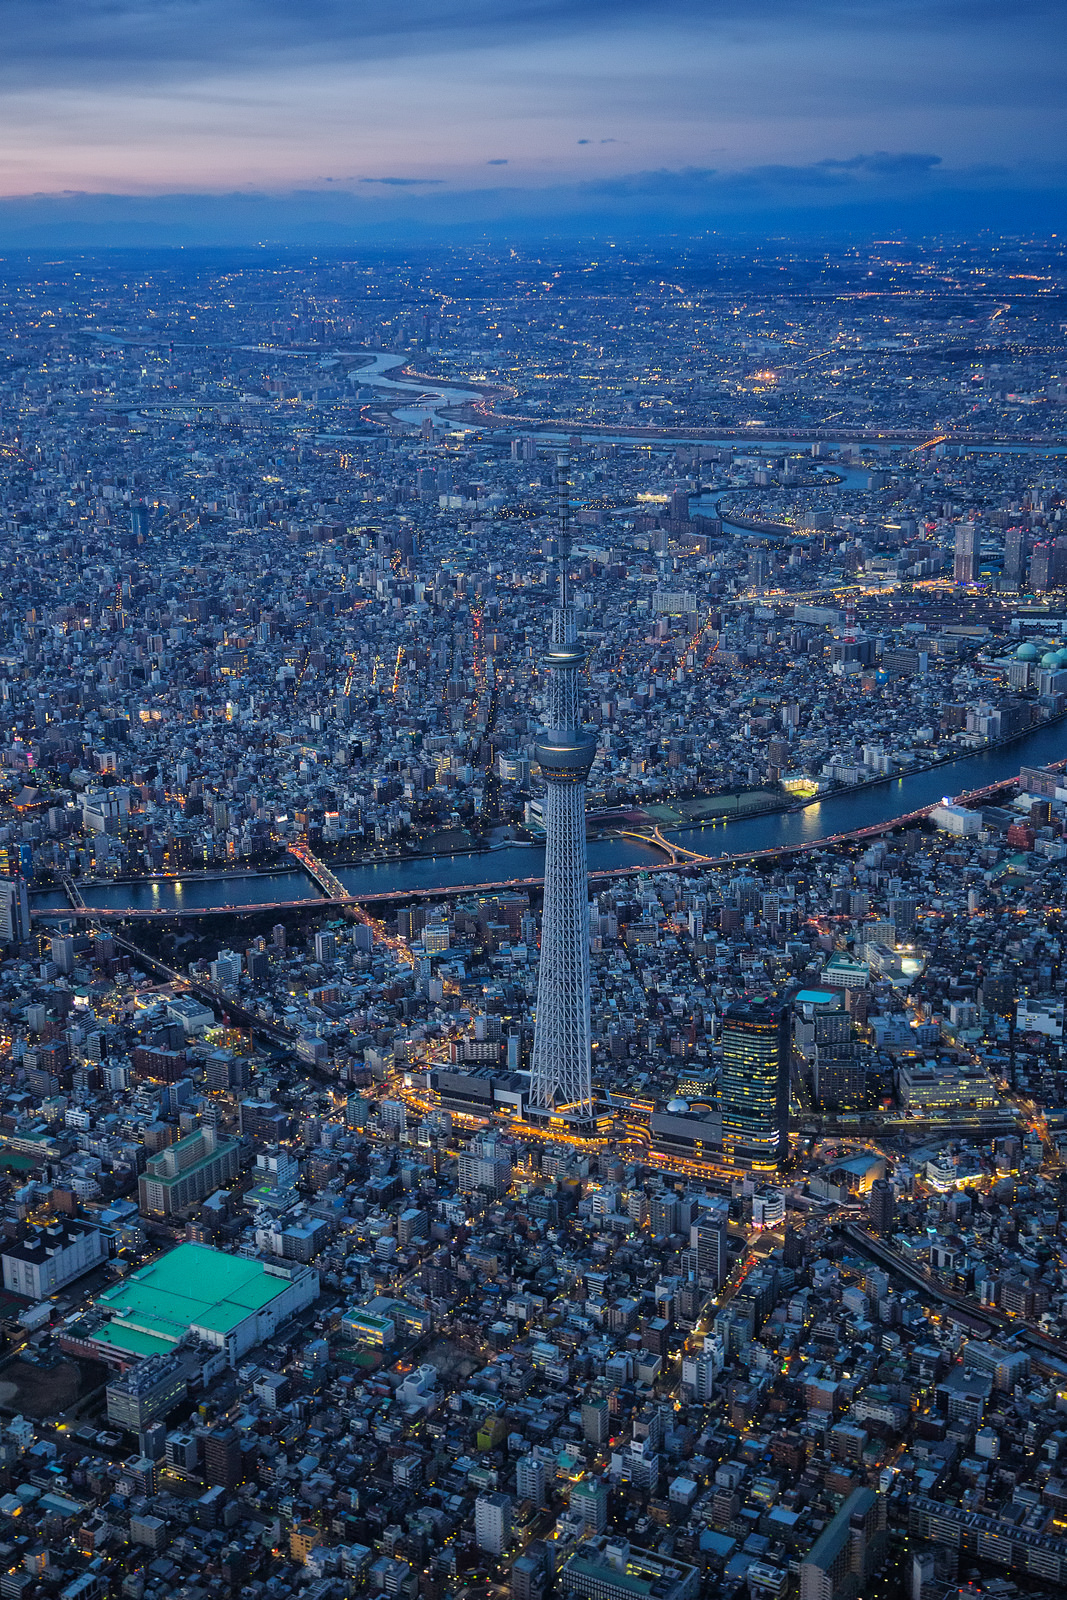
[30,767,1029,922]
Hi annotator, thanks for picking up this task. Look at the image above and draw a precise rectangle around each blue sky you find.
[0,0,1063,242]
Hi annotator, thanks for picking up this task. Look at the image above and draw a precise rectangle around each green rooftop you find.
[95,1243,292,1351]
[92,1324,174,1359]
[795,989,840,1006]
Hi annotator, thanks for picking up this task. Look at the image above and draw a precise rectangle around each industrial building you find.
[91,1242,318,1365]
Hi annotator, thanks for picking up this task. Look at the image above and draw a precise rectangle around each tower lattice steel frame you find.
[529,456,597,1115]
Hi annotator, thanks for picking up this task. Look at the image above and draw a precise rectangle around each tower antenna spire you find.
[553,452,573,645]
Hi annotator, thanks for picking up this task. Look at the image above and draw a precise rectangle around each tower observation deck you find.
[528,456,598,1119]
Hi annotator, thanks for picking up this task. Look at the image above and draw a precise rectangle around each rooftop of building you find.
[93,1241,298,1358]
[1,1216,102,1263]
[803,1487,878,1571]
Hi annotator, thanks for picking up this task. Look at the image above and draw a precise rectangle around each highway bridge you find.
[287,842,352,901]
[59,872,86,909]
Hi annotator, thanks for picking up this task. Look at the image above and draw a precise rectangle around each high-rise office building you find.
[670,487,691,522]
[512,1543,551,1600]
[581,1395,610,1446]
[474,1491,512,1555]
[1031,543,1053,592]
[868,1178,895,1237]
[570,1477,609,1533]
[529,458,597,1120]
[1054,536,1067,588]
[954,521,979,585]
[783,1223,804,1269]
[0,877,29,949]
[516,1454,546,1508]
[719,998,790,1172]
[888,895,919,936]
[203,1426,245,1488]
[690,1217,729,1288]
[680,1349,721,1402]
[748,551,771,590]
[1003,527,1028,589]
[952,521,979,585]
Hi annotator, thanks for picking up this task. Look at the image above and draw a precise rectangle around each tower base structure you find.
[521,1099,616,1139]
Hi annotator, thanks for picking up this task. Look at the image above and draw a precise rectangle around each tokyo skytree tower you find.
[528,456,597,1116]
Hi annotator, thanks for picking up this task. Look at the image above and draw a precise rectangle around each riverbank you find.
[436,403,1067,448]
[668,710,1067,849]
[712,475,844,541]
[29,714,1065,918]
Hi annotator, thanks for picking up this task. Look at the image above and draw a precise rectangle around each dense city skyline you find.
[0,2,1065,1595]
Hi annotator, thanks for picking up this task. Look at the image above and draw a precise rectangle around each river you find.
[28,717,1067,915]
[352,351,482,428]
[669,717,1067,857]
[31,837,666,914]
[30,871,314,914]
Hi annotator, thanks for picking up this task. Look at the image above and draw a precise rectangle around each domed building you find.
[1016,642,1039,661]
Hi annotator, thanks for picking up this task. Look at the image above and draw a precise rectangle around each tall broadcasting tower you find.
[529,456,597,1117]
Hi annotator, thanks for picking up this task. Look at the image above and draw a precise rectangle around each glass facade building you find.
[720,998,789,1171]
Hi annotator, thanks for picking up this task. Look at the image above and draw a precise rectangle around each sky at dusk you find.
[0,0,1064,243]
